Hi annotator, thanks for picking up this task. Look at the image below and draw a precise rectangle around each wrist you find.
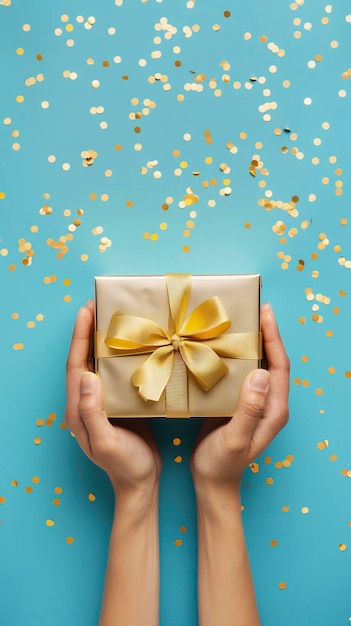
[194,480,242,521]
[113,480,159,523]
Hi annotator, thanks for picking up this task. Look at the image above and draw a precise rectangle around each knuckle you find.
[79,397,97,420]
[241,396,264,420]
[91,434,115,459]
[221,424,246,455]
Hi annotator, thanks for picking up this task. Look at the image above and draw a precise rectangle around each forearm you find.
[99,487,160,626]
[196,487,260,626]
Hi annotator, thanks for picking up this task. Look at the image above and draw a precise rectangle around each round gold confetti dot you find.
[66,536,74,545]
[11,480,18,487]
[25,486,33,494]
[32,476,40,485]
[46,519,55,527]
[0,496,6,504]
[278,582,287,590]
[266,477,274,485]
[174,455,182,463]
[183,245,190,253]
[33,437,42,445]
[282,505,290,512]
[80,254,88,262]
[52,498,61,506]
[345,371,351,379]
[174,539,183,547]
[13,343,24,351]
[63,295,72,303]
[330,455,337,462]
[173,437,181,446]
[339,543,347,551]
[55,487,63,495]
[271,539,279,547]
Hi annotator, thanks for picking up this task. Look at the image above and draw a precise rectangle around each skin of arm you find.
[191,303,290,626]
[65,301,161,626]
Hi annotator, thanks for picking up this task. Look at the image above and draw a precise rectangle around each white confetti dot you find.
[304,97,312,105]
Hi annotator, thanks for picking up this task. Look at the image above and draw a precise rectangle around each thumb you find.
[228,369,270,445]
[79,372,109,440]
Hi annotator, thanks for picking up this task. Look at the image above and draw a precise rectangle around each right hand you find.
[191,303,290,499]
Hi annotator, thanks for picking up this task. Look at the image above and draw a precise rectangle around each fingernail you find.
[81,372,96,394]
[261,302,273,313]
[85,299,93,308]
[250,370,270,392]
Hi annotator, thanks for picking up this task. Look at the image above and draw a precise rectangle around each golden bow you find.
[99,274,261,417]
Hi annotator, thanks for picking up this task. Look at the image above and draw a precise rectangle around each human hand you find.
[190,302,290,502]
[65,301,161,503]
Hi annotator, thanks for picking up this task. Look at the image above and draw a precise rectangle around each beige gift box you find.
[94,274,261,418]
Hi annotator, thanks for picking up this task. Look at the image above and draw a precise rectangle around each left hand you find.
[64,301,161,499]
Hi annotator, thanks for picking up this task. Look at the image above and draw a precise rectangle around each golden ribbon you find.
[96,274,261,417]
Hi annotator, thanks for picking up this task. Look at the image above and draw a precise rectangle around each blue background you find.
[1,1,351,624]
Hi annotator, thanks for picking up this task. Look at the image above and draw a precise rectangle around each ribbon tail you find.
[180,340,228,391]
[132,345,174,402]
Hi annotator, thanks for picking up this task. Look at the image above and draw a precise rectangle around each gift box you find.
[94,274,262,418]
